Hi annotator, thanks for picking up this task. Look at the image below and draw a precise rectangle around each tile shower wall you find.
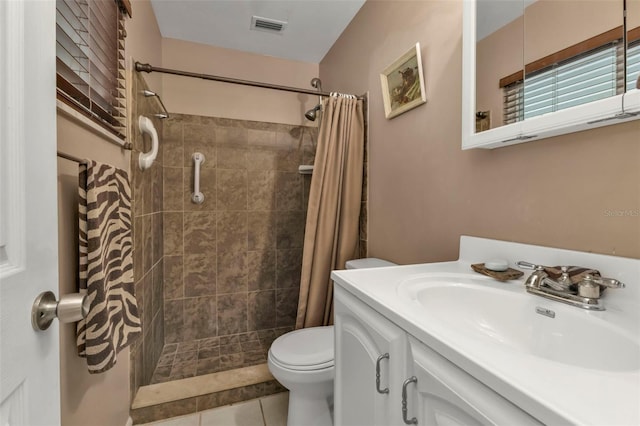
[153,113,315,383]
[130,72,166,400]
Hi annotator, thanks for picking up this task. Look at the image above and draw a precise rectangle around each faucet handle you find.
[576,275,625,298]
[590,276,625,289]
[516,261,544,271]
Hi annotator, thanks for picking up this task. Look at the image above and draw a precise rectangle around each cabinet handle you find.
[402,376,418,425]
[375,353,390,394]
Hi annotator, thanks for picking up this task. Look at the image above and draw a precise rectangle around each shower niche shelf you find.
[298,165,314,175]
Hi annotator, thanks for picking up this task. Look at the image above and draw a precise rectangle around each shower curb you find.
[130,363,284,424]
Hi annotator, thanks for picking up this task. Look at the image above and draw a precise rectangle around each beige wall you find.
[524,0,620,62]
[320,0,640,265]
[160,38,319,126]
[57,1,162,425]
[126,0,164,95]
[57,114,132,426]
[631,0,640,29]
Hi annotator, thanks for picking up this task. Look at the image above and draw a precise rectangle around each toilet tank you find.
[345,257,396,269]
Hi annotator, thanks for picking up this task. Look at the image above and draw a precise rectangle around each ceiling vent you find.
[251,16,287,34]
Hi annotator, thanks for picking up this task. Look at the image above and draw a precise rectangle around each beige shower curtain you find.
[296,95,364,328]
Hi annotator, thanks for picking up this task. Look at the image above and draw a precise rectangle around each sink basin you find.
[398,275,640,372]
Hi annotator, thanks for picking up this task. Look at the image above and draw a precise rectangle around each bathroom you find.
[2,0,638,425]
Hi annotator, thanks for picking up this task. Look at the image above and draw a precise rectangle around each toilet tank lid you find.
[269,326,334,369]
[345,258,397,269]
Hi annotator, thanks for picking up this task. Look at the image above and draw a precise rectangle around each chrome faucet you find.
[516,261,625,311]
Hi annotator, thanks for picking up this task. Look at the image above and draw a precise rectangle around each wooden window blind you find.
[503,80,524,125]
[56,0,130,139]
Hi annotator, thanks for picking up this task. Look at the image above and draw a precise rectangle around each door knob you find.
[31,291,89,331]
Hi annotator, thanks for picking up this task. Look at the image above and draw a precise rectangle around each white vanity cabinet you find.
[406,337,541,426]
[334,286,542,426]
[332,237,640,425]
[334,286,409,426]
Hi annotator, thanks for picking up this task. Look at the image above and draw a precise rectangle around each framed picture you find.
[380,42,426,119]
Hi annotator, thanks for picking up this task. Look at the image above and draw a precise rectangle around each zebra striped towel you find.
[77,160,141,374]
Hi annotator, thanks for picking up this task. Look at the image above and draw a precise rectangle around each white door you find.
[0,1,60,425]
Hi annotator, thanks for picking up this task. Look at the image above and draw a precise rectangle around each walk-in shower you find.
[128,65,363,422]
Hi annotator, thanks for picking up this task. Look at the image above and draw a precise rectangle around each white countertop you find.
[331,236,640,426]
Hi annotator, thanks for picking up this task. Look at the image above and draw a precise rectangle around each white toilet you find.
[267,258,396,426]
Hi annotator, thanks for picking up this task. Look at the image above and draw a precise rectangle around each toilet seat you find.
[269,326,334,371]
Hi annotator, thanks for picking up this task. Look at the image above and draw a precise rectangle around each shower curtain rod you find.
[135,62,365,100]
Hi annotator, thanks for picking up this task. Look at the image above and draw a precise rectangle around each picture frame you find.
[379,42,427,119]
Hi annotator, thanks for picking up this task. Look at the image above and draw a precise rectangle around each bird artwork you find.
[391,66,421,106]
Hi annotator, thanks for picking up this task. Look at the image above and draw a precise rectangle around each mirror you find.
[463,0,640,149]
[523,0,623,120]
[628,0,640,92]
[475,0,626,133]
[475,0,524,132]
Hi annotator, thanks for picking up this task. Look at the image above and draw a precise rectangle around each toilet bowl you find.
[267,258,396,426]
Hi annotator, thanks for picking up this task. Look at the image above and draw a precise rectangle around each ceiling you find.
[150,0,366,63]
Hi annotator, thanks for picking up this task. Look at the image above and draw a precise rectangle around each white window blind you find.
[504,40,639,123]
[56,0,127,138]
[627,41,640,91]
[523,44,620,119]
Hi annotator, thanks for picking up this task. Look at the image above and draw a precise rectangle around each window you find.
[523,43,622,120]
[502,31,640,124]
[503,80,524,125]
[56,0,131,138]
[627,41,640,91]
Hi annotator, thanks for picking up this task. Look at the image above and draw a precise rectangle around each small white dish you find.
[484,259,509,272]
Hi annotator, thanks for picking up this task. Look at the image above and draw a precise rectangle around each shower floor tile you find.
[150,328,292,385]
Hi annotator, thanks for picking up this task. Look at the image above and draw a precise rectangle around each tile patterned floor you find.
[151,328,292,384]
[140,392,288,426]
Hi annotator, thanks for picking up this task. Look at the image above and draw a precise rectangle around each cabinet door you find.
[405,337,542,426]
[334,287,408,426]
